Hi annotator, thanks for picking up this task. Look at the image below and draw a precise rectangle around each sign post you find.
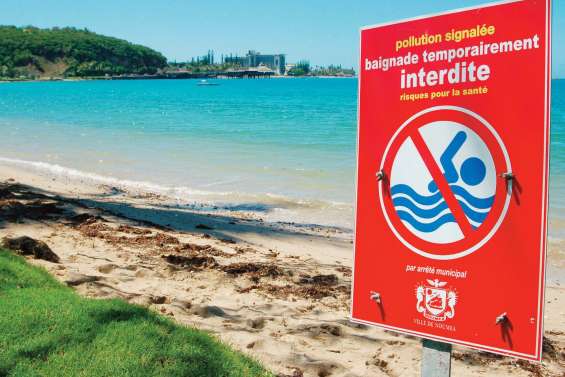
[351,0,551,370]
[421,340,451,377]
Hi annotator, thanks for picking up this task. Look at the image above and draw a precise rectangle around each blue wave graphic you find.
[457,199,489,223]
[450,185,494,209]
[390,184,443,206]
[392,197,448,218]
[396,210,455,232]
[393,197,489,224]
[391,183,494,233]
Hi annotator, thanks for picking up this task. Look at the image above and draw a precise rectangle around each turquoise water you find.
[0,78,562,232]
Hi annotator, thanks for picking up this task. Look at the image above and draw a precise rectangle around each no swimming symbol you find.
[379,106,512,260]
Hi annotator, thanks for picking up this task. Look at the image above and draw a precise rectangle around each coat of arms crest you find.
[416,279,457,321]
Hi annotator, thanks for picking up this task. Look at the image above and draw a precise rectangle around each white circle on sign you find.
[390,121,496,243]
[379,106,512,260]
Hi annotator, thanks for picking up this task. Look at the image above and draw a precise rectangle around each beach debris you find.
[222,262,283,279]
[162,254,217,270]
[335,266,352,277]
[0,186,16,199]
[542,336,564,361]
[299,274,338,286]
[276,369,304,377]
[451,349,503,366]
[315,364,337,377]
[76,220,180,248]
[149,295,170,305]
[97,263,115,274]
[195,223,214,230]
[2,236,60,263]
[294,323,342,337]
[515,360,544,377]
[116,224,152,235]
[238,283,348,300]
[146,233,180,246]
[246,317,266,330]
[234,246,257,254]
[174,242,221,254]
[100,185,126,196]
[366,355,390,374]
[220,238,236,244]
[64,272,100,286]
[68,213,105,225]
[76,221,113,237]
[190,304,226,318]
[0,199,64,221]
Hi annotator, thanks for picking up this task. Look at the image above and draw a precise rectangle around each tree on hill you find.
[0,26,167,78]
[287,60,311,76]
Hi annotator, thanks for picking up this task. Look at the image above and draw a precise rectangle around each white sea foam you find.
[0,156,354,230]
[0,156,211,198]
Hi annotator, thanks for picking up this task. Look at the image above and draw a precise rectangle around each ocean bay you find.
[0,77,563,235]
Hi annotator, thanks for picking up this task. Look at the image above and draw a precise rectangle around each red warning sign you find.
[351,0,551,361]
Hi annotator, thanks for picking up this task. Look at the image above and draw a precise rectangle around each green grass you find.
[0,250,273,377]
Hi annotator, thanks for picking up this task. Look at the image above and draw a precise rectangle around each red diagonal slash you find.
[410,130,473,237]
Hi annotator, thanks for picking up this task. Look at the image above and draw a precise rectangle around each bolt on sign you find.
[351,0,551,361]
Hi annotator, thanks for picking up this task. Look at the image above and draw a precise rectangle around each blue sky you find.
[1,0,563,77]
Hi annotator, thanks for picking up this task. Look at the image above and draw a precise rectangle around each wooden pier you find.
[111,69,274,81]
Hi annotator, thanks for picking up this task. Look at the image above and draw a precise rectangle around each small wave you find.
[394,191,490,214]
[393,197,488,224]
[453,194,490,213]
[0,156,354,229]
[391,183,494,209]
[0,156,212,197]
[450,185,494,209]
[390,184,443,206]
[396,210,455,232]
[391,193,443,209]
[457,200,489,223]
[393,197,448,218]
[391,183,493,232]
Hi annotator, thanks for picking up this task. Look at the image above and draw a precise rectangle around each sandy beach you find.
[0,162,563,377]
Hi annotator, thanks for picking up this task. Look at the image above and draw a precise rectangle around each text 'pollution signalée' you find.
[351,0,551,361]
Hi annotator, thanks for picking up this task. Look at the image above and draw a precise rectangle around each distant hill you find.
[0,26,167,79]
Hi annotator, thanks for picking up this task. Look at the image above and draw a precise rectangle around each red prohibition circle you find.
[379,106,512,260]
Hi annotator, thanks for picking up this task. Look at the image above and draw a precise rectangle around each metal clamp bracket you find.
[495,312,507,325]
[370,291,381,304]
[376,169,386,182]
[499,172,514,180]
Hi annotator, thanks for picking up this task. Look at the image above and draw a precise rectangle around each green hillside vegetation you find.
[0,26,167,79]
[0,249,272,377]
[311,64,355,77]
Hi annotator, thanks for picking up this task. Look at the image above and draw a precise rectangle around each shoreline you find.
[0,156,356,233]
[0,164,563,376]
[0,74,357,84]
[2,155,565,239]
[0,161,355,265]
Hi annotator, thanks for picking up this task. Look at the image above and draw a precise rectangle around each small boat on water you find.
[197,79,219,86]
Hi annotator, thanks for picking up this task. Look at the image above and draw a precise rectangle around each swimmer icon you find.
[427,131,487,193]
[378,106,512,260]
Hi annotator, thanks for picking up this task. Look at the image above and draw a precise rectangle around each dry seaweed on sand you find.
[222,262,284,278]
[162,254,218,270]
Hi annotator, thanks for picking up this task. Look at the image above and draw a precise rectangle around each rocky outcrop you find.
[2,236,60,263]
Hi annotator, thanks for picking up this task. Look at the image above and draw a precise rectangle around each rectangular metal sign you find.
[351,0,551,361]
